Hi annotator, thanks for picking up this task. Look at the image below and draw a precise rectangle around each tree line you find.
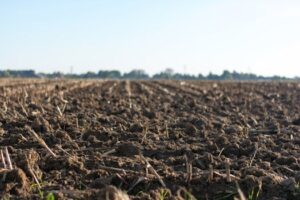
[0,69,298,80]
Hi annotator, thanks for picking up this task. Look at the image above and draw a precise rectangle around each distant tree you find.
[165,68,174,78]
[198,74,205,80]
[207,72,220,80]
[172,73,197,80]
[153,68,175,79]
[0,70,37,77]
[271,75,285,80]
[221,70,233,80]
[83,71,97,78]
[48,71,64,78]
[0,68,294,80]
[2,70,11,77]
[123,69,149,79]
[153,73,166,79]
[98,70,121,79]
[19,70,36,77]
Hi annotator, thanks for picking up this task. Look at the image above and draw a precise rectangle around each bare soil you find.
[0,79,299,200]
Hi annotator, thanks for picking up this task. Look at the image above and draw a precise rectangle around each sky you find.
[0,0,300,77]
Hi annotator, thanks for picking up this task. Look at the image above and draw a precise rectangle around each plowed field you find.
[0,79,299,200]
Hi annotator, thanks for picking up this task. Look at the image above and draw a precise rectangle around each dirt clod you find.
[0,168,29,197]
[116,142,141,157]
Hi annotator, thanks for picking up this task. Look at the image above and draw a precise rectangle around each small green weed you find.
[30,182,55,200]
[158,189,170,200]
[182,190,197,200]
[247,181,262,200]
[214,186,237,200]
[46,192,55,200]
[158,188,196,200]
[291,182,300,198]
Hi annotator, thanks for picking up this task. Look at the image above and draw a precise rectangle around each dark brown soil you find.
[0,79,299,200]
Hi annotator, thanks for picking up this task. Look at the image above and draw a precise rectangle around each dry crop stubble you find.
[0,79,299,199]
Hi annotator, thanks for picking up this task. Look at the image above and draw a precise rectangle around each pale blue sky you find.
[0,0,300,77]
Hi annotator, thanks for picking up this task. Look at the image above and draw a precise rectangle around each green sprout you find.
[158,189,170,200]
[46,192,55,200]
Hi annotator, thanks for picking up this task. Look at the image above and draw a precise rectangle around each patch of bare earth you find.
[0,79,299,199]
